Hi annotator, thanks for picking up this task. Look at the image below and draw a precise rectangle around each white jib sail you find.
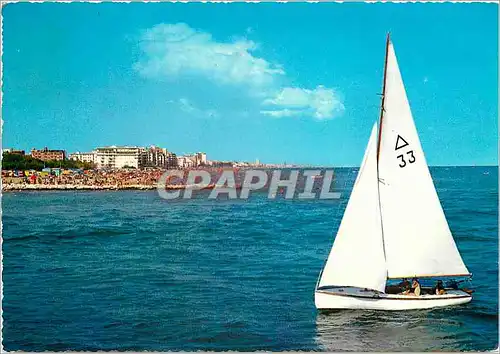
[377,40,469,279]
[318,123,387,292]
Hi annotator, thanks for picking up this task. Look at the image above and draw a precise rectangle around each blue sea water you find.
[2,166,498,351]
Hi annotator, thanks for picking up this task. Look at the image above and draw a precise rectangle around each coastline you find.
[1,183,220,192]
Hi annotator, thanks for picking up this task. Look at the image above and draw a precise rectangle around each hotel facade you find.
[70,145,179,169]
[31,147,66,161]
[94,146,143,169]
[69,152,96,164]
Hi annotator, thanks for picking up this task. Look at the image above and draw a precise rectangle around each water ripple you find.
[2,167,498,351]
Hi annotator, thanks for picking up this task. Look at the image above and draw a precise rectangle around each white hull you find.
[315,287,472,311]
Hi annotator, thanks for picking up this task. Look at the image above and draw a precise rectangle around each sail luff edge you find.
[377,33,391,273]
[377,32,391,161]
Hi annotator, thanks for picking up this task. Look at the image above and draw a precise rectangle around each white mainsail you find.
[318,123,387,292]
[377,40,470,279]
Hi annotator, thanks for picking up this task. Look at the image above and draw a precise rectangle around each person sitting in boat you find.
[406,278,421,296]
[433,280,446,295]
[398,278,411,294]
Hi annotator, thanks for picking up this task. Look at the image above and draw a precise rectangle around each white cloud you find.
[261,109,303,118]
[178,98,218,118]
[135,23,284,87]
[135,23,344,121]
[262,86,345,120]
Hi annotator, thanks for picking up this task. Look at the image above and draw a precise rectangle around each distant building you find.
[94,146,143,169]
[70,145,178,169]
[3,148,25,155]
[195,152,207,166]
[211,160,235,168]
[140,146,167,168]
[31,147,66,161]
[177,156,194,168]
[179,154,195,167]
[179,152,207,167]
[138,146,179,169]
[69,151,96,164]
[166,152,178,169]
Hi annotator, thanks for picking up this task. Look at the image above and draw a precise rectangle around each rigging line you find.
[377,33,390,162]
[377,33,391,269]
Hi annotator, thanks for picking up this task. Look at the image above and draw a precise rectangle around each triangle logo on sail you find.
[395,135,409,151]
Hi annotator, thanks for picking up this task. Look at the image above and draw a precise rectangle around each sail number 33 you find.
[397,151,415,168]
[395,135,415,168]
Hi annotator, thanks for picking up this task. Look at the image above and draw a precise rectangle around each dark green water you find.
[2,167,498,351]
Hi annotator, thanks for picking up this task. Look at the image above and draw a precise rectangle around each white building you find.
[179,152,207,167]
[94,146,143,169]
[69,151,96,164]
[177,156,194,168]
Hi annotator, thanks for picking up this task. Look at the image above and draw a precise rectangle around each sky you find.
[2,2,498,166]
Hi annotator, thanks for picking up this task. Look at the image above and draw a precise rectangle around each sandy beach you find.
[1,183,222,192]
[1,168,230,192]
[2,183,155,191]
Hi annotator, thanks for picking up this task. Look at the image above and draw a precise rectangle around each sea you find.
[2,166,498,351]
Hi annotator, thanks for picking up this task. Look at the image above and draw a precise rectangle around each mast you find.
[377,33,390,268]
[377,33,391,161]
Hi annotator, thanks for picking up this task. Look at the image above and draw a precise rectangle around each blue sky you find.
[3,2,498,166]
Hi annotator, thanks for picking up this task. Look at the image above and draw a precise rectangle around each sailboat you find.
[314,35,473,311]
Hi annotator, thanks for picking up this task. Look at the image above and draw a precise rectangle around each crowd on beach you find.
[1,167,250,191]
[2,166,331,192]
